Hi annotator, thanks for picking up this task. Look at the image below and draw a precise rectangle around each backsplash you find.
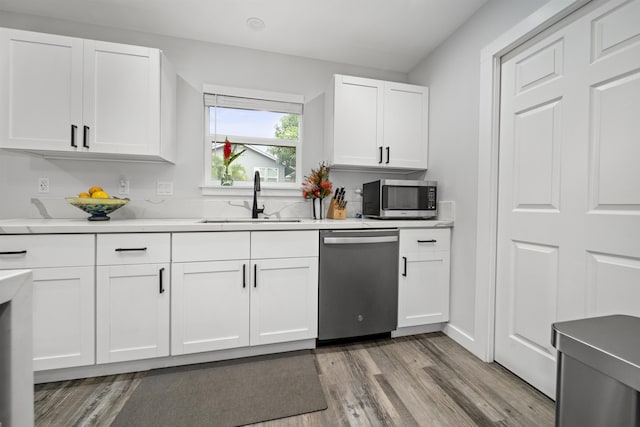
[29,196,454,221]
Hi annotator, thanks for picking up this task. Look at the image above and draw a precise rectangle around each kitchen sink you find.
[199,218,302,223]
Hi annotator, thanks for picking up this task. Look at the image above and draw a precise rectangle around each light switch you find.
[157,181,174,196]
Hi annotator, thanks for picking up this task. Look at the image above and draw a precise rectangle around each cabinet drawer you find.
[172,232,250,262]
[97,233,170,265]
[251,231,319,259]
[0,234,94,268]
[400,228,450,254]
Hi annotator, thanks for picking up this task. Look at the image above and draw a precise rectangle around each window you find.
[203,87,303,191]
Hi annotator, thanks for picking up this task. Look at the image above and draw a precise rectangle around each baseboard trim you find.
[35,339,316,384]
[442,323,482,357]
[391,323,443,338]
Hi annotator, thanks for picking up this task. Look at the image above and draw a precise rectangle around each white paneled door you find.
[495,0,640,398]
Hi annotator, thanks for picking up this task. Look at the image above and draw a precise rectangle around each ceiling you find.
[0,0,489,73]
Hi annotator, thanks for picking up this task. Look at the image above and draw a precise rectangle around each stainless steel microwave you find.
[362,179,437,219]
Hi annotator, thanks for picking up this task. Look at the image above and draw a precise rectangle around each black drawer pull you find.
[115,247,148,252]
[386,146,390,164]
[254,264,257,288]
[159,267,165,294]
[417,239,437,243]
[242,264,246,288]
[0,250,27,255]
[402,256,407,277]
[83,125,90,148]
[378,146,383,164]
[71,124,77,147]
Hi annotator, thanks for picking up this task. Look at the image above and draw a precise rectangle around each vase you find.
[220,171,233,186]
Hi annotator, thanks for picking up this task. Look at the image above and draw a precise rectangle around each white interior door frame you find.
[473,0,593,362]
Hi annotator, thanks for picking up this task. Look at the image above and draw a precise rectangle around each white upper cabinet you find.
[325,74,429,171]
[0,28,176,163]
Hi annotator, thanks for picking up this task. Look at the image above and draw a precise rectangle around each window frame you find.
[201,84,304,196]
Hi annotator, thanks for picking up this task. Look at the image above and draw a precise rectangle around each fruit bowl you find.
[66,197,129,221]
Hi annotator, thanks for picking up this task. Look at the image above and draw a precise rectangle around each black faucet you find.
[252,171,265,219]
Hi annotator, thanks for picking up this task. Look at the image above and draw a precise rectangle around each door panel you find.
[496,0,640,398]
[0,30,82,150]
[171,261,249,355]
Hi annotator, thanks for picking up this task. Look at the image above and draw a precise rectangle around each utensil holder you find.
[326,199,347,219]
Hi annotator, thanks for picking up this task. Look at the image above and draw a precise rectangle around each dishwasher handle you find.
[323,235,398,245]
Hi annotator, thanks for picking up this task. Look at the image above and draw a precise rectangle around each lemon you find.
[78,192,91,198]
[92,191,110,199]
[88,186,103,195]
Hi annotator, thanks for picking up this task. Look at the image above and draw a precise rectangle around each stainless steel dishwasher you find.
[318,229,399,341]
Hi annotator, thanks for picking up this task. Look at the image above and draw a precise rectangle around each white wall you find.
[0,11,407,219]
[408,0,550,354]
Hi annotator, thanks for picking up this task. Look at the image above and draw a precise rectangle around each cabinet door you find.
[332,75,383,167]
[83,40,160,155]
[171,260,250,355]
[250,257,318,345]
[0,29,83,151]
[383,82,429,169]
[398,250,450,327]
[96,263,169,363]
[32,266,94,371]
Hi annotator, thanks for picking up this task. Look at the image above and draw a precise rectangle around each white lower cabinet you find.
[398,228,451,327]
[171,260,250,354]
[171,231,318,356]
[96,233,170,364]
[0,234,95,371]
[250,257,318,346]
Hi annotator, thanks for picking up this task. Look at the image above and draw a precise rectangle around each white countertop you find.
[0,217,453,234]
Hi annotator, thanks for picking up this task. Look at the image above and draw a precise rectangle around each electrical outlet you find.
[118,177,130,195]
[156,181,173,196]
[38,177,50,193]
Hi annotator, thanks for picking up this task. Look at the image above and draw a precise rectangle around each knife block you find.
[326,199,347,219]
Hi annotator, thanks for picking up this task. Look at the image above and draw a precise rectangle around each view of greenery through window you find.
[209,108,299,184]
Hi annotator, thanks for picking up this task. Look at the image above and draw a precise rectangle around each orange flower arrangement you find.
[302,162,332,199]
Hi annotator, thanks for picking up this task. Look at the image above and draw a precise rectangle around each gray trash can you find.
[552,315,640,427]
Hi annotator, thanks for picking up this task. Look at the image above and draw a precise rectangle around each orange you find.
[88,186,103,195]
[78,192,90,198]
[91,191,110,199]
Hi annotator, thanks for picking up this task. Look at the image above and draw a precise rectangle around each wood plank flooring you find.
[34,332,555,426]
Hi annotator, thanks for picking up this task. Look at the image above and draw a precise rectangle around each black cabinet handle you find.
[0,250,27,255]
[417,239,437,243]
[386,147,390,164]
[159,267,165,294]
[242,264,246,288]
[115,247,148,252]
[402,256,407,277]
[71,124,77,147]
[378,146,383,164]
[83,125,90,148]
[253,264,257,288]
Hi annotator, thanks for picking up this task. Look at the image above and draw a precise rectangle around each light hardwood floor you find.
[34,332,555,426]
